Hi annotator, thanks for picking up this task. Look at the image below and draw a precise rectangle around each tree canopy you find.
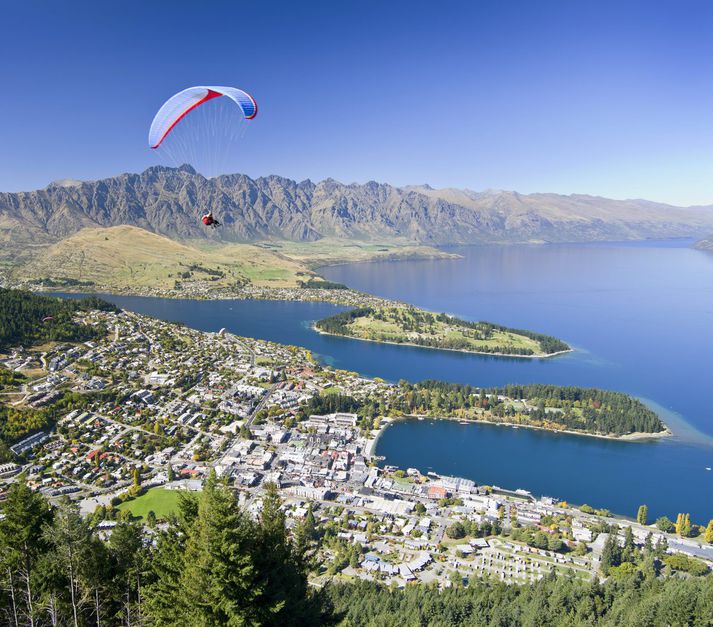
[0,288,117,351]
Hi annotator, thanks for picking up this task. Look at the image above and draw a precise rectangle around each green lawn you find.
[117,487,188,520]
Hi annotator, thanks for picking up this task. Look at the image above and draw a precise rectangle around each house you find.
[427,485,448,500]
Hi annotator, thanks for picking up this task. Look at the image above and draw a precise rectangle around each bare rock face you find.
[2,165,713,246]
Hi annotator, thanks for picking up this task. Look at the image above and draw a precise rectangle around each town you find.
[1,307,712,589]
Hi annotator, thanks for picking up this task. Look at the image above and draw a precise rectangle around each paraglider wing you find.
[148,85,257,149]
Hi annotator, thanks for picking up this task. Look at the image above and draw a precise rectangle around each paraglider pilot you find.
[202,211,221,228]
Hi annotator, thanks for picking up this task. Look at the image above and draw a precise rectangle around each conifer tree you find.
[0,478,53,627]
[179,472,262,625]
[600,533,622,575]
[637,504,648,526]
[44,499,92,627]
[109,522,145,625]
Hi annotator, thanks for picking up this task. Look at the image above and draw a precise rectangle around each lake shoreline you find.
[312,323,573,359]
[370,413,672,458]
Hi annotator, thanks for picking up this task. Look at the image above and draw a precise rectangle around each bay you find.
[54,239,713,520]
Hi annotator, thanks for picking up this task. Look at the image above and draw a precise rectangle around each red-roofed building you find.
[427,485,448,500]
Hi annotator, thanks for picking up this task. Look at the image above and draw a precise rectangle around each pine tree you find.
[622,526,635,563]
[179,472,262,625]
[109,522,145,625]
[600,533,621,575]
[44,499,92,627]
[80,536,113,627]
[0,478,53,627]
[655,536,669,558]
[253,482,323,624]
[142,526,188,626]
[294,504,317,562]
[636,504,648,526]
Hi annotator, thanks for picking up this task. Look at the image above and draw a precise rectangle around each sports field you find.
[117,487,188,520]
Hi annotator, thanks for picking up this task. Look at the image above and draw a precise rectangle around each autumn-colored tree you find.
[704,519,713,544]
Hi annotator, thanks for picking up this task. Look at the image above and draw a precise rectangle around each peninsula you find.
[383,380,669,439]
[315,306,571,357]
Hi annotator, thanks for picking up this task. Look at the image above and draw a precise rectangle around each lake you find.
[57,239,713,520]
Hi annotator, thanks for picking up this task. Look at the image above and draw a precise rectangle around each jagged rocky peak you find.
[2,166,713,245]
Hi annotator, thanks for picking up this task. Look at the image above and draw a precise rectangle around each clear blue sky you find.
[3,0,713,205]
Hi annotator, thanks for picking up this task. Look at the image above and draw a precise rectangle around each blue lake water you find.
[56,239,713,520]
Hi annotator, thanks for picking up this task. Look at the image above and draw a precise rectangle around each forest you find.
[327,573,713,626]
[399,381,666,435]
[0,476,328,627]
[299,380,665,437]
[2,475,712,626]
[0,289,117,351]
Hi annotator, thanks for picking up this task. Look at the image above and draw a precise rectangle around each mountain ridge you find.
[2,165,713,246]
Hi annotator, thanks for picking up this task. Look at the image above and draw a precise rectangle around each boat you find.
[706,467,711,471]
[459,421,469,425]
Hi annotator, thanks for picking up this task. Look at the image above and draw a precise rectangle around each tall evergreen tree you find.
[637,504,648,526]
[253,482,324,625]
[109,522,145,625]
[80,536,113,627]
[622,526,636,563]
[600,533,622,575]
[142,525,188,626]
[44,499,92,627]
[0,478,53,627]
[179,472,263,625]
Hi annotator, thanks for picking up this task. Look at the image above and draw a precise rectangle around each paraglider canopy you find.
[148,85,257,149]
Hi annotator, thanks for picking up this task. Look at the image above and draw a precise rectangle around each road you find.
[246,383,278,427]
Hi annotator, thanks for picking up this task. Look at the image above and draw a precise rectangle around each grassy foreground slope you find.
[316,306,570,357]
[18,225,314,289]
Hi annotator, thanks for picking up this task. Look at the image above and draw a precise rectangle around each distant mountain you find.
[3,165,713,246]
[693,235,713,250]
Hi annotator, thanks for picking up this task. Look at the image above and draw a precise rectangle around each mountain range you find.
[3,165,713,246]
